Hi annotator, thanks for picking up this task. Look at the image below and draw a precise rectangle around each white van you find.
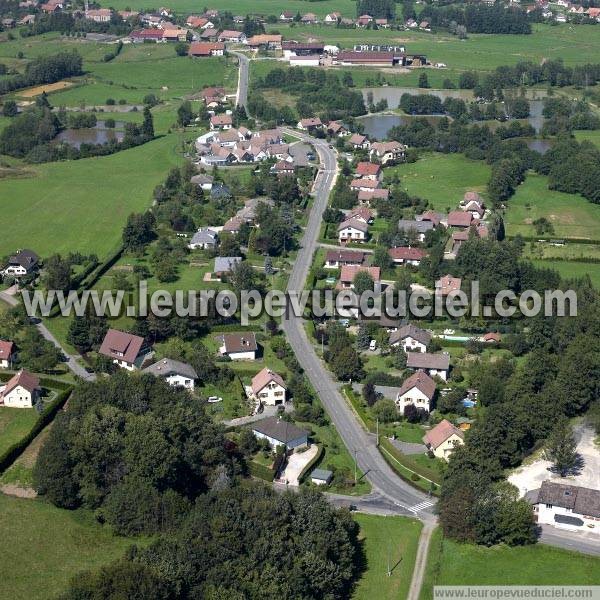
[369,339,377,351]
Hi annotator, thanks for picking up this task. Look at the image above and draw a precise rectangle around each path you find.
[407,522,436,600]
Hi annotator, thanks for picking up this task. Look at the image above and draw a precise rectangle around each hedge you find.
[0,387,72,474]
[298,444,324,484]
[379,435,441,487]
[0,371,73,391]
[248,460,276,482]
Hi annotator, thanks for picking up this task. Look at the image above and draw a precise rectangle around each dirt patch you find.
[0,484,37,498]
[17,80,74,98]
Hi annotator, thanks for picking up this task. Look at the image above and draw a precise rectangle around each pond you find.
[526,138,554,154]
[53,121,125,149]
[358,113,444,141]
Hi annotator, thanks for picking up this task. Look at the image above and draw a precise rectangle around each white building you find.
[338,218,369,243]
[422,419,465,461]
[143,358,197,390]
[389,324,431,353]
[395,370,436,414]
[0,340,15,369]
[251,367,287,405]
[1,370,40,408]
[529,481,600,535]
[2,249,39,277]
[99,329,152,371]
[218,332,258,360]
[251,416,308,450]
[406,352,450,381]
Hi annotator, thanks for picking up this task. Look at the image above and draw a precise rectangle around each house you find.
[336,51,396,67]
[423,419,465,461]
[251,368,287,405]
[2,17,16,27]
[99,329,152,371]
[200,86,226,105]
[397,219,433,242]
[162,28,189,42]
[376,18,389,27]
[482,332,501,343]
[131,29,164,42]
[218,30,247,43]
[200,28,219,41]
[210,114,233,130]
[419,20,430,30]
[418,210,446,227]
[0,370,40,408]
[350,178,380,192]
[251,417,309,450]
[218,332,258,360]
[214,256,242,278]
[528,481,600,535]
[325,249,366,269]
[2,249,39,277]
[358,188,389,204]
[326,121,348,137]
[370,141,406,164]
[297,117,323,131]
[406,352,450,380]
[388,246,427,266]
[311,468,333,485]
[357,14,373,26]
[355,161,381,181]
[435,274,461,296]
[339,265,380,289]
[188,228,218,250]
[348,206,374,224]
[349,133,370,149]
[447,210,473,228]
[189,42,225,56]
[395,370,436,414]
[461,200,485,219]
[0,341,15,369]
[143,358,197,390]
[221,217,243,235]
[247,34,283,50]
[190,173,214,190]
[301,12,318,24]
[280,10,295,22]
[390,324,431,352]
[40,0,62,13]
[324,12,342,23]
[271,161,296,176]
[186,16,211,28]
[85,8,112,22]
[338,218,369,243]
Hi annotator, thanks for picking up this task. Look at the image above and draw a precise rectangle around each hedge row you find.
[0,371,73,391]
[298,444,324,484]
[0,387,72,474]
[248,460,276,482]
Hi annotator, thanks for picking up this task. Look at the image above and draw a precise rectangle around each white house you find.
[324,12,341,23]
[188,228,218,250]
[1,370,40,408]
[395,370,436,414]
[99,329,152,371]
[210,114,233,130]
[389,324,431,353]
[529,481,600,535]
[0,340,15,369]
[369,141,406,164]
[251,416,308,450]
[2,249,39,277]
[406,352,450,381]
[218,332,258,360]
[422,419,465,461]
[338,218,369,243]
[143,358,197,390]
[251,367,287,405]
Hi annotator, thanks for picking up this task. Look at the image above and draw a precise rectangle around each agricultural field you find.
[352,514,422,600]
[0,495,145,600]
[386,152,491,211]
[419,528,600,600]
[0,134,183,259]
[504,173,600,240]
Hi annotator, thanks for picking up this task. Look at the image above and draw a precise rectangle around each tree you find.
[177,100,193,127]
[356,324,371,351]
[2,99,18,117]
[263,256,274,275]
[174,41,189,56]
[330,345,364,381]
[44,254,71,292]
[352,271,375,296]
[362,382,378,407]
[372,398,397,423]
[122,212,156,252]
[418,72,430,89]
[544,418,579,477]
[141,106,154,139]
[371,246,392,270]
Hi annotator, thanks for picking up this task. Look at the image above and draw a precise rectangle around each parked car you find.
[369,339,377,351]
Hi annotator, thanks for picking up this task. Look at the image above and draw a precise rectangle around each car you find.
[369,339,377,351]
[339,318,350,327]
[328,144,334,149]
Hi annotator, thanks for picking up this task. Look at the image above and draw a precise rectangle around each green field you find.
[531,259,600,288]
[0,134,183,259]
[420,529,600,600]
[0,495,145,600]
[352,514,422,600]
[386,152,490,211]
[504,173,600,240]
[575,130,600,149]
[0,408,38,456]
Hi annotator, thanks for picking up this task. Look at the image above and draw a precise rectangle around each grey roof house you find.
[143,358,198,390]
[214,256,242,276]
[189,228,218,250]
[251,417,309,450]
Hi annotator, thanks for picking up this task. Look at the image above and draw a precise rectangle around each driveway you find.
[281,444,319,486]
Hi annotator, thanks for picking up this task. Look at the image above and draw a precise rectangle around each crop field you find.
[0,134,183,259]
[504,173,600,240]
[420,529,600,600]
[385,152,491,211]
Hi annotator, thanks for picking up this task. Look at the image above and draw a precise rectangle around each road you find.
[0,289,95,381]
[278,128,436,518]
[231,51,249,108]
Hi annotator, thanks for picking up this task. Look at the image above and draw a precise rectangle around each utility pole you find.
[376,417,379,446]
[387,538,391,577]
[354,448,358,485]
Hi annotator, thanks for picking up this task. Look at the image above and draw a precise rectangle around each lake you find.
[54,121,125,149]
[358,113,444,140]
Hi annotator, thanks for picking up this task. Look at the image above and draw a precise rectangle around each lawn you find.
[386,152,491,211]
[530,259,600,288]
[0,495,146,600]
[352,514,422,600]
[420,528,600,600]
[575,129,600,149]
[0,407,38,456]
[504,173,600,240]
[0,134,183,259]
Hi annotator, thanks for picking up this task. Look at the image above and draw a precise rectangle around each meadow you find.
[386,152,491,211]
[0,495,145,600]
[419,528,600,600]
[504,173,600,240]
[0,134,183,259]
[530,259,600,288]
[0,408,38,456]
[352,514,422,600]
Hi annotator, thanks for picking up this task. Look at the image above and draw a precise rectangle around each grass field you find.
[0,495,145,600]
[530,259,600,288]
[0,134,183,259]
[386,152,491,211]
[575,130,600,149]
[0,408,38,456]
[352,514,422,600]
[420,528,600,600]
[504,173,600,240]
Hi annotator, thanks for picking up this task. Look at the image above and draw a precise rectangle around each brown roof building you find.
[99,329,150,370]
